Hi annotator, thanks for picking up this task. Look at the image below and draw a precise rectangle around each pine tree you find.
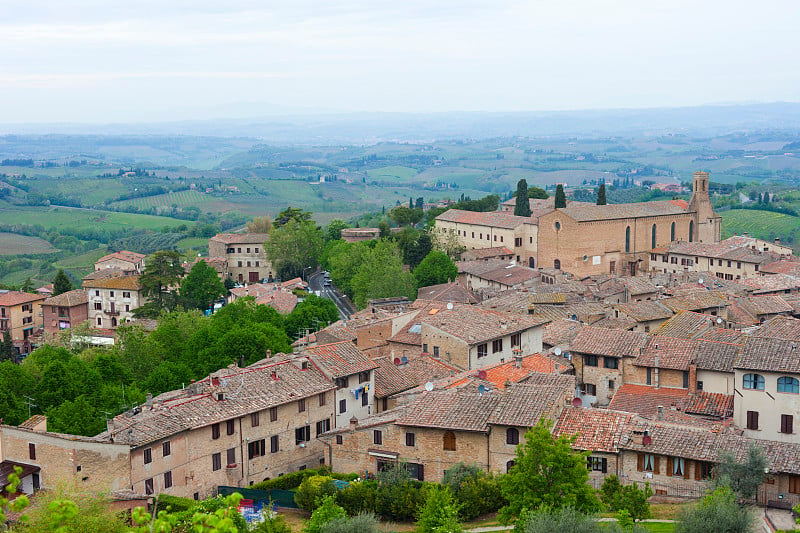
[409,197,414,209]
[596,183,607,205]
[52,269,72,296]
[514,179,532,217]
[554,184,567,208]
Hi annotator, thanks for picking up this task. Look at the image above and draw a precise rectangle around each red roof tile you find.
[304,341,378,379]
[554,407,633,453]
[608,384,689,418]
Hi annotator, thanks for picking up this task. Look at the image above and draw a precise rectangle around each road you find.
[308,270,355,320]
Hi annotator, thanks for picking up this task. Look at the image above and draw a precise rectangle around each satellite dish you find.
[716,317,723,324]
[393,358,401,366]
[477,370,488,380]
[572,397,582,408]
[446,303,453,310]
[478,384,488,394]
[401,356,408,364]
[424,382,434,392]
[554,347,562,356]
[698,278,704,284]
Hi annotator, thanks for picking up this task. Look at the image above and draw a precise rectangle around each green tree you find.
[0,330,14,362]
[295,475,338,512]
[416,485,462,533]
[527,186,548,199]
[599,475,652,522]
[675,486,755,533]
[305,495,347,533]
[180,260,226,311]
[415,197,424,210]
[284,295,339,339]
[265,219,324,280]
[442,463,506,520]
[325,219,349,241]
[499,419,600,522]
[20,277,34,293]
[514,179,532,217]
[273,207,313,228]
[390,206,424,227]
[378,221,391,238]
[414,251,458,288]
[137,250,184,317]
[350,240,416,309]
[597,183,607,205]
[246,216,273,234]
[714,443,768,500]
[554,184,567,208]
[400,231,432,269]
[52,269,73,296]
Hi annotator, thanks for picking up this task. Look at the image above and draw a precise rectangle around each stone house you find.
[84,275,143,329]
[41,289,88,336]
[0,290,45,355]
[208,233,271,284]
[94,250,145,274]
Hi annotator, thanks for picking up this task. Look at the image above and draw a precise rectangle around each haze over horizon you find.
[2,0,798,124]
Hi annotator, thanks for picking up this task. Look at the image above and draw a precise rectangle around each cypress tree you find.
[554,184,567,208]
[514,179,532,217]
[52,269,73,296]
[596,183,607,205]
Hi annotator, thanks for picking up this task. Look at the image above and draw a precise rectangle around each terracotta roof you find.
[635,337,697,370]
[693,339,742,372]
[569,327,648,358]
[421,304,547,345]
[530,293,567,304]
[760,260,800,277]
[486,383,564,427]
[17,414,47,430]
[83,275,142,290]
[210,232,270,244]
[416,282,479,305]
[752,316,800,341]
[737,295,794,316]
[543,319,584,346]
[43,289,88,307]
[396,385,502,432]
[96,250,145,264]
[0,290,45,306]
[652,311,717,339]
[620,277,660,296]
[231,283,274,299]
[82,268,127,282]
[664,240,776,264]
[685,391,734,418]
[461,247,514,259]
[372,355,458,398]
[459,262,538,287]
[304,341,378,379]
[736,337,800,373]
[724,301,758,326]
[660,292,727,313]
[738,274,800,294]
[590,317,637,330]
[615,301,673,322]
[555,199,688,222]
[256,291,297,314]
[554,407,633,453]
[696,327,745,344]
[532,302,608,323]
[435,209,534,229]
[608,384,689,418]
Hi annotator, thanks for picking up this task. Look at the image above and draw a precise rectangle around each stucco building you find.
[0,290,45,355]
[208,233,272,284]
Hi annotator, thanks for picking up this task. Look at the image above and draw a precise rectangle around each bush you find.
[675,486,755,533]
[336,480,379,516]
[154,493,198,514]
[599,475,652,521]
[305,496,347,533]
[252,510,293,533]
[320,512,381,533]
[416,485,462,533]
[295,475,338,512]
[375,479,428,522]
[442,463,505,520]
[515,507,648,533]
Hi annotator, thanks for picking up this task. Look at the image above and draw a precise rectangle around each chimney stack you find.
[688,363,698,394]
[145,393,153,408]
[653,354,660,389]
[514,355,523,368]
[657,406,664,421]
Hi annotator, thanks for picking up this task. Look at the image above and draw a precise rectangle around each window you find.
[511,333,521,348]
[97,317,102,325]
[603,357,618,369]
[212,423,220,439]
[585,355,598,367]
[227,447,236,465]
[514,237,522,247]
[123,291,130,298]
[746,410,759,430]
[433,346,440,357]
[506,427,519,445]
[407,462,425,481]
[316,419,331,436]
[251,413,260,427]
[651,224,657,249]
[298,398,306,413]
[443,431,456,451]
[588,457,607,473]
[683,371,689,389]
[646,367,652,385]
[95,290,100,296]
[212,453,222,471]
[696,461,713,480]
[339,399,347,414]
[506,460,515,473]
[781,414,794,434]
[790,476,800,495]
[27,442,36,460]
[145,478,154,495]
[362,391,369,406]
[94,302,102,310]
[336,376,349,388]
[373,430,383,445]
[637,453,657,473]
[247,247,251,253]
[237,248,241,253]
[743,374,765,390]
[110,291,115,297]
[697,380,704,391]
[406,432,415,447]
[295,426,311,445]
[358,371,370,383]
[163,441,171,457]
[271,435,279,453]
[248,439,266,459]
[689,221,694,242]
[164,471,173,489]
[270,407,278,422]
[226,420,235,435]
[422,343,428,353]
[608,379,615,390]
[144,448,152,464]
[584,383,597,395]
[670,457,686,477]
[492,339,503,353]
[625,226,631,253]
[319,393,326,406]
[238,261,242,267]
[670,222,675,241]
[477,344,488,358]
[778,377,799,394]
[335,435,343,445]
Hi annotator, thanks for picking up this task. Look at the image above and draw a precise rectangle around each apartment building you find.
[41,289,88,336]
[0,290,45,355]
[84,275,143,329]
[208,233,271,284]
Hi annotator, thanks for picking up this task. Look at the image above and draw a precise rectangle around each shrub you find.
[375,479,428,522]
[305,496,347,533]
[252,510,293,533]
[416,485,462,533]
[252,468,358,491]
[442,463,505,520]
[515,507,648,533]
[599,475,652,521]
[320,512,381,533]
[336,480,379,516]
[675,486,755,533]
[295,475,338,512]
[154,493,199,514]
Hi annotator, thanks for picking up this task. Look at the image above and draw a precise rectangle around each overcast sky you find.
[1,0,798,123]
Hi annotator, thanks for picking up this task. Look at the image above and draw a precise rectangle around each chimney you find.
[688,363,698,394]
[514,355,523,368]
[270,371,278,380]
[653,354,660,389]
[145,393,153,408]
[657,406,664,421]
[266,349,272,359]
[631,430,644,445]
[775,238,781,245]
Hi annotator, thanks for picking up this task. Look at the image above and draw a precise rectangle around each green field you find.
[0,206,187,233]
[367,166,419,180]
[0,232,57,255]
[175,237,210,253]
[720,209,799,245]
[111,189,211,210]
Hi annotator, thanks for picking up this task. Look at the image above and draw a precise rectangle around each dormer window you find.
[743,373,765,391]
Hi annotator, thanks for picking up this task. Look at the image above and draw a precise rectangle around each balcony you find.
[105,309,120,316]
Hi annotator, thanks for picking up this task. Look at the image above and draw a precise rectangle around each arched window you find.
[443,431,456,451]
[689,221,694,242]
[554,259,561,270]
[506,460,515,473]
[111,317,117,327]
[625,226,631,252]
[777,376,799,394]
[670,222,676,241]
[651,224,657,248]
[506,428,519,445]
[743,373,765,390]
[529,257,535,268]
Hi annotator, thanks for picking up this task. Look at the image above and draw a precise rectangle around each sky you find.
[1,0,798,123]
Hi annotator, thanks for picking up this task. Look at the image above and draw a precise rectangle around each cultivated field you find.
[110,190,211,210]
[720,209,799,245]
[0,206,187,232]
[0,232,58,255]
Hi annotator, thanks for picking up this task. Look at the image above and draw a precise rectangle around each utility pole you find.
[24,396,37,418]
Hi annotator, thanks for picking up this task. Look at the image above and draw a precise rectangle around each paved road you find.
[308,271,355,320]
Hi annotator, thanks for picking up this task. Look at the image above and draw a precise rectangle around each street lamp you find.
[302,266,312,281]
[764,466,770,517]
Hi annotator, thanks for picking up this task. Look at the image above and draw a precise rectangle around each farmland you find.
[0,232,57,255]
[110,189,211,210]
[720,209,800,247]
[0,206,187,233]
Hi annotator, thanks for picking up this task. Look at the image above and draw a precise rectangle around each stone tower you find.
[687,171,721,243]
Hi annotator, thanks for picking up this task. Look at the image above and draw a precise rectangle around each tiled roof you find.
[738,295,794,316]
[724,301,758,326]
[615,301,673,322]
[556,199,688,222]
[635,337,697,370]
[752,316,800,341]
[738,274,800,294]
[696,327,744,344]
[460,263,538,287]
[304,341,378,379]
[693,339,742,372]
[106,359,334,446]
[685,391,734,418]
[554,407,633,453]
[736,337,800,373]
[43,289,88,307]
[664,241,775,264]
[486,383,564,427]
[96,250,145,264]
[17,414,47,430]
[256,291,297,314]
[589,317,637,330]
[421,304,547,345]
[396,385,502,432]
[620,277,660,296]
[0,290,45,306]
[660,292,727,313]
[543,319,584,346]
[210,232,270,244]
[652,311,716,339]
[608,384,689,418]
[372,355,458,398]
[760,260,800,276]
[532,302,608,323]
[435,209,534,229]
[530,293,566,304]
[83,275,142,290]
[230,283,273,299]
[569,327,648,358]
[461,247,513,259]
[416,282,479,305]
